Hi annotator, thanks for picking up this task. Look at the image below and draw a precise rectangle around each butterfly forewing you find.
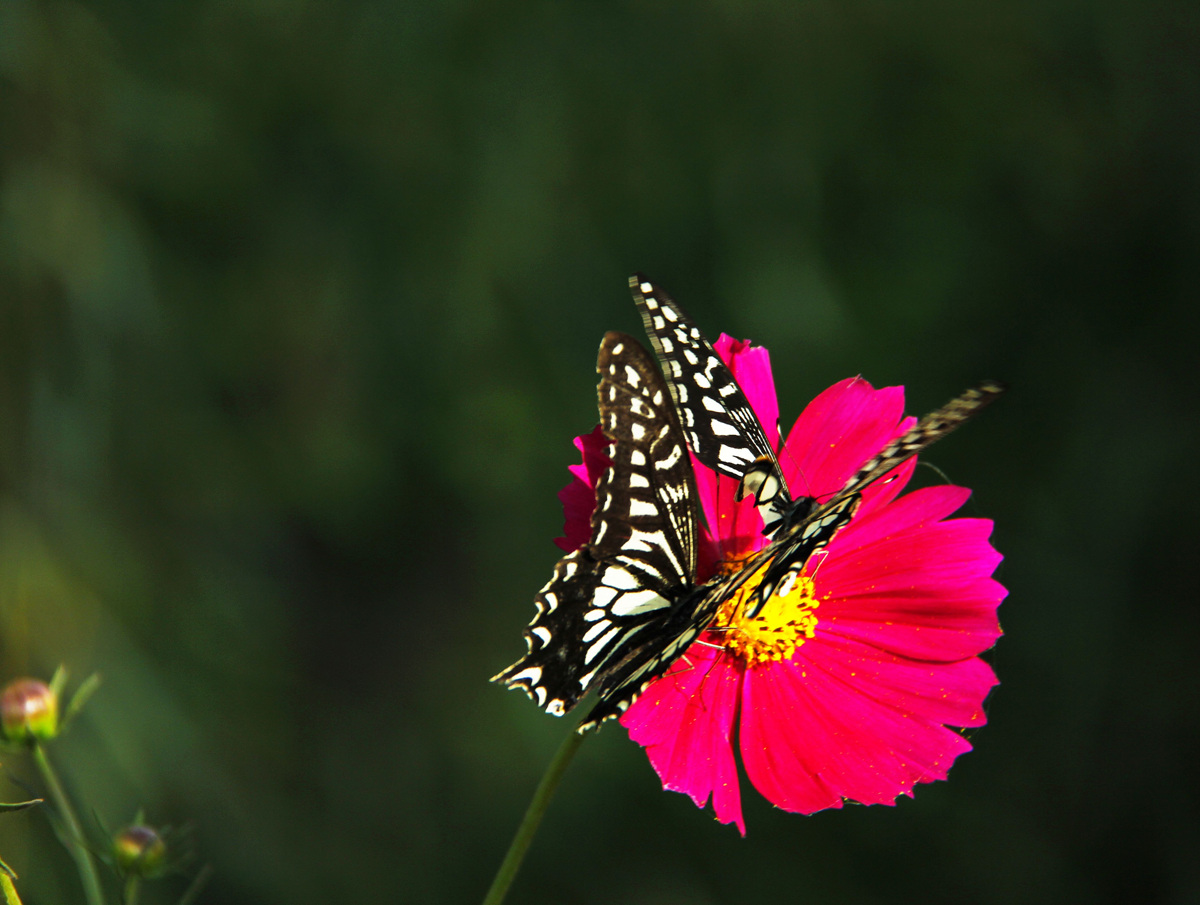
[836,380,1006,497]
[746,380,1007,614]
[629,273,797,535]
[592,333,698,594]
[491,332,703,723]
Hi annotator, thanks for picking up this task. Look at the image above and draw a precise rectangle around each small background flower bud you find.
[0,679,59,744]
[113,825,167,877]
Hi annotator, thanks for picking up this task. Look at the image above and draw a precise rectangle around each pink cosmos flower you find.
[558,336,1005,834]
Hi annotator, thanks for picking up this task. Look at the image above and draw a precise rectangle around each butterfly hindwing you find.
[492,332,704,725]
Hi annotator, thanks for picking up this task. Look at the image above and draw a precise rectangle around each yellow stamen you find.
[711,559,820,666]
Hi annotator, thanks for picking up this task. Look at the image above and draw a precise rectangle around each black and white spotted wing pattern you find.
[492,332,715,730]
[630,274,801,536]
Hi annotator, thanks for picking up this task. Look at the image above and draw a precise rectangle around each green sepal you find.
[47,666,68,704]
[62,674,102,731]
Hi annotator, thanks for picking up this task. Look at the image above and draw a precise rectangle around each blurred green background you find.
[1,1,1197,903]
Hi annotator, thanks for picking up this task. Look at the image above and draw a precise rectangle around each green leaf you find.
[62,674,102,730]
[0,869,23,905]
[174,863,213,905]
[0,800,41,815]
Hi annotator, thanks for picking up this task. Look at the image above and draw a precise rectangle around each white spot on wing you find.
[585,625,622,665]
[592,586,616,610]
[629,498,658,518]
[583,619,612,642]
[719,444,751,466]
[657,444,683,469]
[510,667,542,686]
[603,566,639,590]
[610,588,669,616]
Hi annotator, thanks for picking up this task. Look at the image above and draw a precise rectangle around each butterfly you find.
[492,332,720,730]
[494,279,1003,730]
[629,273,1005,616]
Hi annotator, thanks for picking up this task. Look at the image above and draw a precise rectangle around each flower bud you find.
[113,825,167,876]
[0,679,59,743]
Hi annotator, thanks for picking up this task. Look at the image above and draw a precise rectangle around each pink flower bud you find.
[0,679,59,743]
[113,825,167,876]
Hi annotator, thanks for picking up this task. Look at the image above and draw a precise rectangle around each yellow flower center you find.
[711,559,820,666]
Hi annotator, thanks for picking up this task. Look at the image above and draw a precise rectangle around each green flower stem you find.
[123,875,139,905]
[1,872,24,905]
[482,725,588,905]
[31,744,106,905]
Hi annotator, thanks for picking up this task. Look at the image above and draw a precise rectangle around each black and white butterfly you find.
[629,274,1005,616]
[492,332,720,730]
[494,281,1002,730]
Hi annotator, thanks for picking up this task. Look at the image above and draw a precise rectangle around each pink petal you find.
[802,633,999,728]
[741,650,979,814]
[696,468,767,566]
[622,643,747,833]
[821,579,1006,661]
[781,378,908,498]
[555,426,610,552]
[815,486,1004,660]
[832,484,973,550]
[739,664,845,814]
[823,518,1004,598]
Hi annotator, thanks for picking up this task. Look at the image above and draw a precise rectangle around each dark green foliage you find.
[0,1,1197,902]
